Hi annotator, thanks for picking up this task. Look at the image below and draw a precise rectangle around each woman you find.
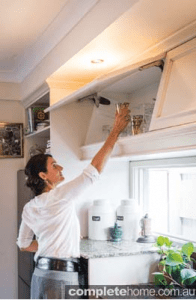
[17,103,130,299]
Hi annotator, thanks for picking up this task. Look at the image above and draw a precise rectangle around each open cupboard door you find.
[150,38,196,131]
[45,53,166,113]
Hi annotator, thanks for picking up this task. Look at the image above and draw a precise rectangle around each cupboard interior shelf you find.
[24,126,50,139]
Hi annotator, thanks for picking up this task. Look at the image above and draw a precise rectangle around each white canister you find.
[117,199,140,241]
[88,200,115,240]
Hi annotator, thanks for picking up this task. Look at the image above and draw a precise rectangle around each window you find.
[130,157,196,242]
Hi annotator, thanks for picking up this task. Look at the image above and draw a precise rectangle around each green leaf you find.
[164,237,173,247]
[182,243,194,258]
[159,260,166,266]
[181,269,196,283]
[156,236,165,246]
[165,265,172,275]
[165,252,184,266]
[184,276,196,286]
[182,254,191,264]
[171,265,184,284]
[153,273,167,286]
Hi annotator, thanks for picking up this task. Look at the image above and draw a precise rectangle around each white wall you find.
[0,83,21,101]
[51,100,129,237]
[0,100,25,299]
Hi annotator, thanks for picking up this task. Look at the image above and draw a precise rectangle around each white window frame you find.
[129,156,196,243]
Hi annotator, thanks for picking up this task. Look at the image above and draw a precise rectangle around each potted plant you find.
[153,236,196,288]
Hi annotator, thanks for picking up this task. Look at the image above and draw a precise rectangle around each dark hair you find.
[25,154,52,196]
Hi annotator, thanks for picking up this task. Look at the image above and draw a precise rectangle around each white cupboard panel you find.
[88,254,159,285]
[161,51,196,116]
[150,38,196,131]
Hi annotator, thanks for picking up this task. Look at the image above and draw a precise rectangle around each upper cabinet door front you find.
[150,38,196,131]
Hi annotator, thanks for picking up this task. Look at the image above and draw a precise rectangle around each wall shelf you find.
[24,126,50,139]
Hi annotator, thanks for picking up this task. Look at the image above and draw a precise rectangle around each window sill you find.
[153,232,196,247]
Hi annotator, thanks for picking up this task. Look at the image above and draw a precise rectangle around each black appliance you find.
[17,170,35,299]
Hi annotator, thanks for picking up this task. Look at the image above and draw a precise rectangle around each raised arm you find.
[91,103,130,173]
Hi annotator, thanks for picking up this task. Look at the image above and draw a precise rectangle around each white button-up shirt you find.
[16,164,99,262]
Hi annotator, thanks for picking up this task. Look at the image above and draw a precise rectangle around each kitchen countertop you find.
[80,238,158,259]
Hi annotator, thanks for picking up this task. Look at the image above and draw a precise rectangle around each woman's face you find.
[42,156,64,187]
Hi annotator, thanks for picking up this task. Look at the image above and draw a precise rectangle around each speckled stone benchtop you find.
[80,239,158,259]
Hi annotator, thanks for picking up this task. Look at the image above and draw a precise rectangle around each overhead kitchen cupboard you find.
[45,53,165,159]
[80,38,196,161]
[45,37,196,161]
[83,64,163,146]
[79,54,165,160]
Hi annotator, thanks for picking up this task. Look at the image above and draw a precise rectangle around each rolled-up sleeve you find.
[83,164,100,182]
[16,220,34,249]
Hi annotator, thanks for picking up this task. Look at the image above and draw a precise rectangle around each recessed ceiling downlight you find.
[91,59,104,64]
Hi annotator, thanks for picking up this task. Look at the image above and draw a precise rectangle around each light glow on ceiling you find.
[91,59,104,64]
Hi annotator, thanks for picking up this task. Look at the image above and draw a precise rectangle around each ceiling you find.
[1,0,196,94]
[0,0,68,72]
[0,0,100,83]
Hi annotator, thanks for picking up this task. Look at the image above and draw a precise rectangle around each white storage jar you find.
[117,199,140,241]
[88,200,115,240]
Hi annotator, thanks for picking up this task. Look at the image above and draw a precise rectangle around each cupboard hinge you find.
[139,59,164,72]
[78,93,111,107]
